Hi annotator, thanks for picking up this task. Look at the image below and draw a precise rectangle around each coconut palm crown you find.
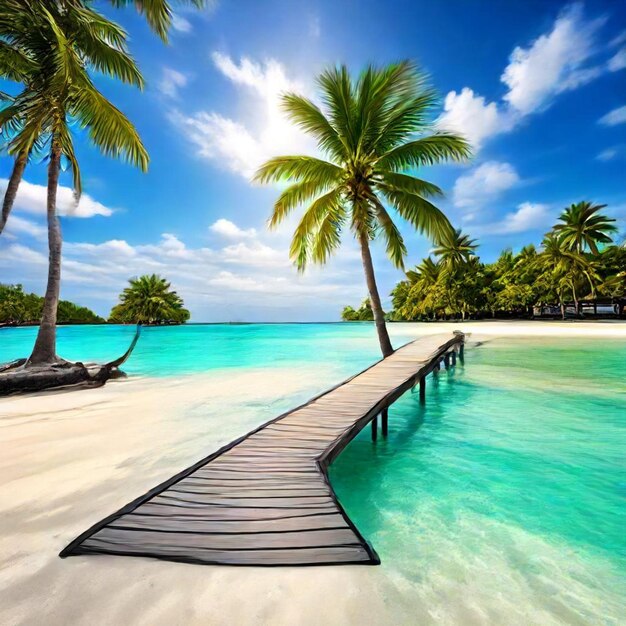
[553,201,617,255]
[254,61,471,356]
[433,228,478,270]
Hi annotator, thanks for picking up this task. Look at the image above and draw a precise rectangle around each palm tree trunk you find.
[358,232,393,357]
[0,150,28,236]
[27,142,62,365]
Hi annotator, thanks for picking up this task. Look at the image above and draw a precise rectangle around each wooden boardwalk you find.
[60,333,464,567]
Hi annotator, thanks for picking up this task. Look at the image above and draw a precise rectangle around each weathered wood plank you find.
[60,333,464,567]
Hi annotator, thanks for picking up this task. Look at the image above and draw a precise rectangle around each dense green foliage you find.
[341,299,375,321]
[344,203,625,320]
[109,274,190,324]
[0,284,104,324]
[255,61,470,356]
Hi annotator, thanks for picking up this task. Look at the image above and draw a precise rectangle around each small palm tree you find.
[433,228,478,270]
[110,275,190,324]
[1,3,148,364]
[255,62,470,356]
[553,201,617,255]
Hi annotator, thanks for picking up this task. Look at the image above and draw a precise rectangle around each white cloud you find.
[0,178,114,218]
[598,105,626,126]
[453,161,520,209]
[158,67,188,99]
[0,216,368,321]
[496,202,552,234]
[439,4,612,151]
[170,54,315,179]
[2,215,46,239]
[0,242,47,265]
[502,4,605,115]
[210,218,256,239]
[438,88,514,150]
[171,14,192,33]
[608,47,626,71]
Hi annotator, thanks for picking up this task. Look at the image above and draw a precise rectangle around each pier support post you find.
[451,351,457,365]
[444,353,450,369]
[371,415,378,442]
[419,376,425,404]
[459,342,465,364]
[381,408,388,437]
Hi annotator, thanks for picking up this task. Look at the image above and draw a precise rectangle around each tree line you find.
[1,275,189,326]
[343,202,625,321]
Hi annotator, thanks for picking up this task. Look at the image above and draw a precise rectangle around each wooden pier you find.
[60,332,464,567]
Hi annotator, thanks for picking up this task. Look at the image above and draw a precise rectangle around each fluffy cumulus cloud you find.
[439,89,514,151]
[493,202,552,234]
[1,217,370,321]
[501,4,605,115]
[453,161,520,210]
[439,4,618,152]
[0,178,114,218]
[170,53,316,178]
[158,67,188,99]
[598,105,626,126]
[209,218,256,239]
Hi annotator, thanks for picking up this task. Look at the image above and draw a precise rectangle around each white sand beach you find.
[1,321,625,626]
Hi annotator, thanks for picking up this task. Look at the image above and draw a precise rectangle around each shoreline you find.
[1,323,625,625]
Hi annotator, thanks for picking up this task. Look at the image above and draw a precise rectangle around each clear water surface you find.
[1,324,624,622]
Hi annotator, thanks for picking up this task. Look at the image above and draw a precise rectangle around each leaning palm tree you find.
[1,3,148,365]
[553,201,617,255]
[433,228,478,271]
[254,62,470,356]
[0,0,204,237]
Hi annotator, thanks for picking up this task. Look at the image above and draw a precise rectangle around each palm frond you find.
[384,188,453,242]
[376,171,443,198]
[290,187,342,271]
[269,179,340,228]
[281,93,346,159]
[254,156,343,185]
[378,133,471,171]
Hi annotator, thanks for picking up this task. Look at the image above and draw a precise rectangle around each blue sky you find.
[1,0,625,321]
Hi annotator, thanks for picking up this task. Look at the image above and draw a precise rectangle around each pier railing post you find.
[381,408,388,437]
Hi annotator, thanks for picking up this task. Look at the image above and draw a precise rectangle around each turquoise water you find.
[0,323,421,377]
[331,337,626,623]
[2,324,625,622]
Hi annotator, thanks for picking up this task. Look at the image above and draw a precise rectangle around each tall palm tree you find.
[254,62,470,356]
[539,232,600,317]
[0,0,204,237]
[553,201,617,255]
[1,3,148,365]
[110,274,190,324]
[433,228,478,270]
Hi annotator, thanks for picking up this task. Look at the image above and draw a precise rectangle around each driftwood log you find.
[0,325,141,396]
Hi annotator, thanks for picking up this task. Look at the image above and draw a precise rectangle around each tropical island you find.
[0,1,625,626]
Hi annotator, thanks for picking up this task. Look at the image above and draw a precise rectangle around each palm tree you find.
[553,201,617,255]
[109,275,190,324]
[539,232,600,317]
[254,62,470,356]
[433,228,478,270]
[0,0,204,237]
[1,3,148,365]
